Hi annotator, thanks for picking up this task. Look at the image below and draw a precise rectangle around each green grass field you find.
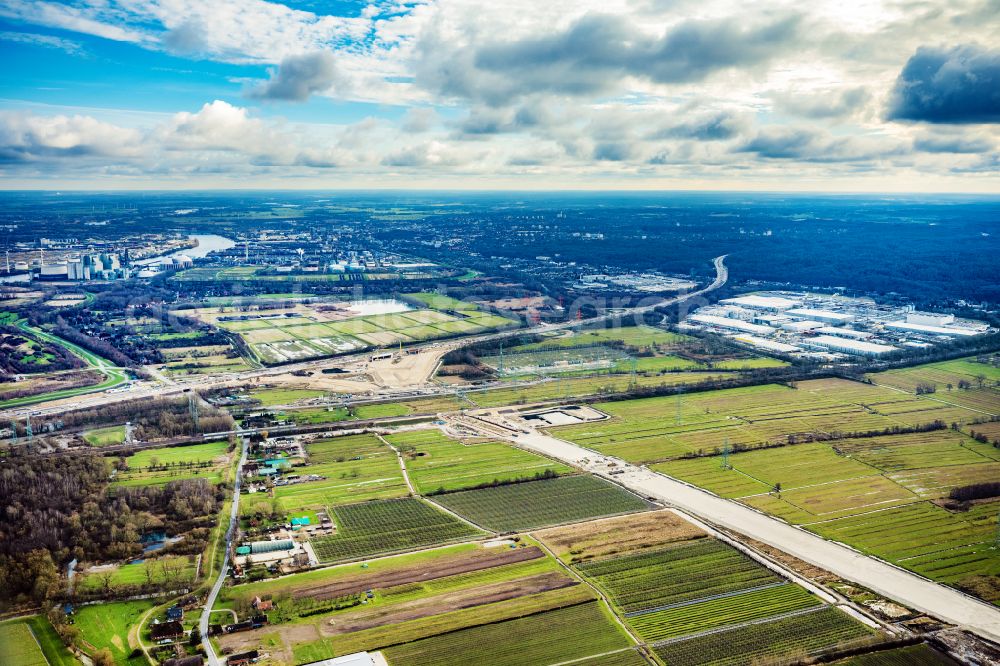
[381,601,633,666]
[310,498,483,563]
[74,601,154,666]
[111,441,231,487]
[271,433,408,511]
[0,620,50,666]
[83,425,126,447]
[78,554,198,591]
[431,475,651,532]
[385,429,572,493]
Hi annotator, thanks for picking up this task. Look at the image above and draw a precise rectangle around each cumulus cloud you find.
[0,111,142,163]
[417,13,802,105]
[655,112,748,141]
[774,87,872,120]
[247,51,344,101]
[913,130,994,153]
[737,126,906,162]
[888,44,1000,123]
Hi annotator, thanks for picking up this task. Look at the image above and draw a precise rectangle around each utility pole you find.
[498,341,504,376]
[721,437,731,470]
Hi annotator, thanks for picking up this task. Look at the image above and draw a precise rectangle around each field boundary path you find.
[201,437,247,666]
[508,428,1000,644]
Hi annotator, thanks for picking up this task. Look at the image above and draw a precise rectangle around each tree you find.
[93,648,115,666]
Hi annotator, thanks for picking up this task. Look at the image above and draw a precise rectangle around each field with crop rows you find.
[386,429,571,493]
[310,498,482,563]
[576,538,781,612]
[431,475,651,532]
[272,433,408,511]
[555,379,986,464]
[653,606,877,666]
[629,583,821,641]
[381,601,633,666]
[466,371,730,408]
[833,643,959,665]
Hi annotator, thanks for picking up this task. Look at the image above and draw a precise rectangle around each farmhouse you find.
[150,620,184,641]
[227,650,260,666]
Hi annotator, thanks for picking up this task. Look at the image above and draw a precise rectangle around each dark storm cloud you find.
[887,44,1000,123]
[247,51,342,102]
[420,14,802,106]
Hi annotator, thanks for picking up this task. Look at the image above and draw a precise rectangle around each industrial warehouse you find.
[681,291,992,359]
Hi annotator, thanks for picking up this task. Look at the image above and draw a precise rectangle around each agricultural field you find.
[562,367,1000,599]
[385,429,572,493]
[270,433,408,512]
[536,510,705,563]
[430,475,651,532]
[174,295,515,365]
[0,616,79,666]
[555,378,989,464]
[111,440,232,487]
[653,606,877,666]
[156,341,250,376]
[477,324,786,378]
[74,600,154,666]
[0,618,57,666]
[832,643,960,665]
[576,538,783,613]
[309,498,483,563]
[381,600,634,666]
[466,371,731,408]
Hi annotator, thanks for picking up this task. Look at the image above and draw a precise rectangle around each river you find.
[135,234,236,266]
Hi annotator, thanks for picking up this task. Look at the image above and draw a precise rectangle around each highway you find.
[200,437,247,666]
[3,255,727,420]
[506,427,1000,644]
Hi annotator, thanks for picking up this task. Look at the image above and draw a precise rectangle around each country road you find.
[200,437,247,666]
[3,255,727,420]
[509,428,1000,644]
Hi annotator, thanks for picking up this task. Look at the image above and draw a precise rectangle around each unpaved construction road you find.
[510,429,1000,644]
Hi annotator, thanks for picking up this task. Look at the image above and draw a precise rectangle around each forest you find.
[0,451,223,609]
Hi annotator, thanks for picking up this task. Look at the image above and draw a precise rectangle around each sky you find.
[0,0,998,191]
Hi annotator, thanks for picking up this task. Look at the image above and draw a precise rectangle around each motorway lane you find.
[509,429,1000,644]
[4,255,727,419]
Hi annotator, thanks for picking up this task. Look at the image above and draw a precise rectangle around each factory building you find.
[719,295,800,311]
[785,308,855,325]
[884,321,982,337]
[809,335,897,358]
[781,320,824,333]
[687,314,775,335]
[814,327,873,340]
[728,335,802,354]
[906,312,955,327]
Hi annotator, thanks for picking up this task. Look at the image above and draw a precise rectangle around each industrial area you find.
[681,291,993,359]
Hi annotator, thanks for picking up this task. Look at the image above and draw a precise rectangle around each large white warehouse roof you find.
[688,314,775,335]
[885,321,981,337]
[810,335,896,356]
[785,308,855,324]
[720,295,800,310]
[729,335,801,353]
